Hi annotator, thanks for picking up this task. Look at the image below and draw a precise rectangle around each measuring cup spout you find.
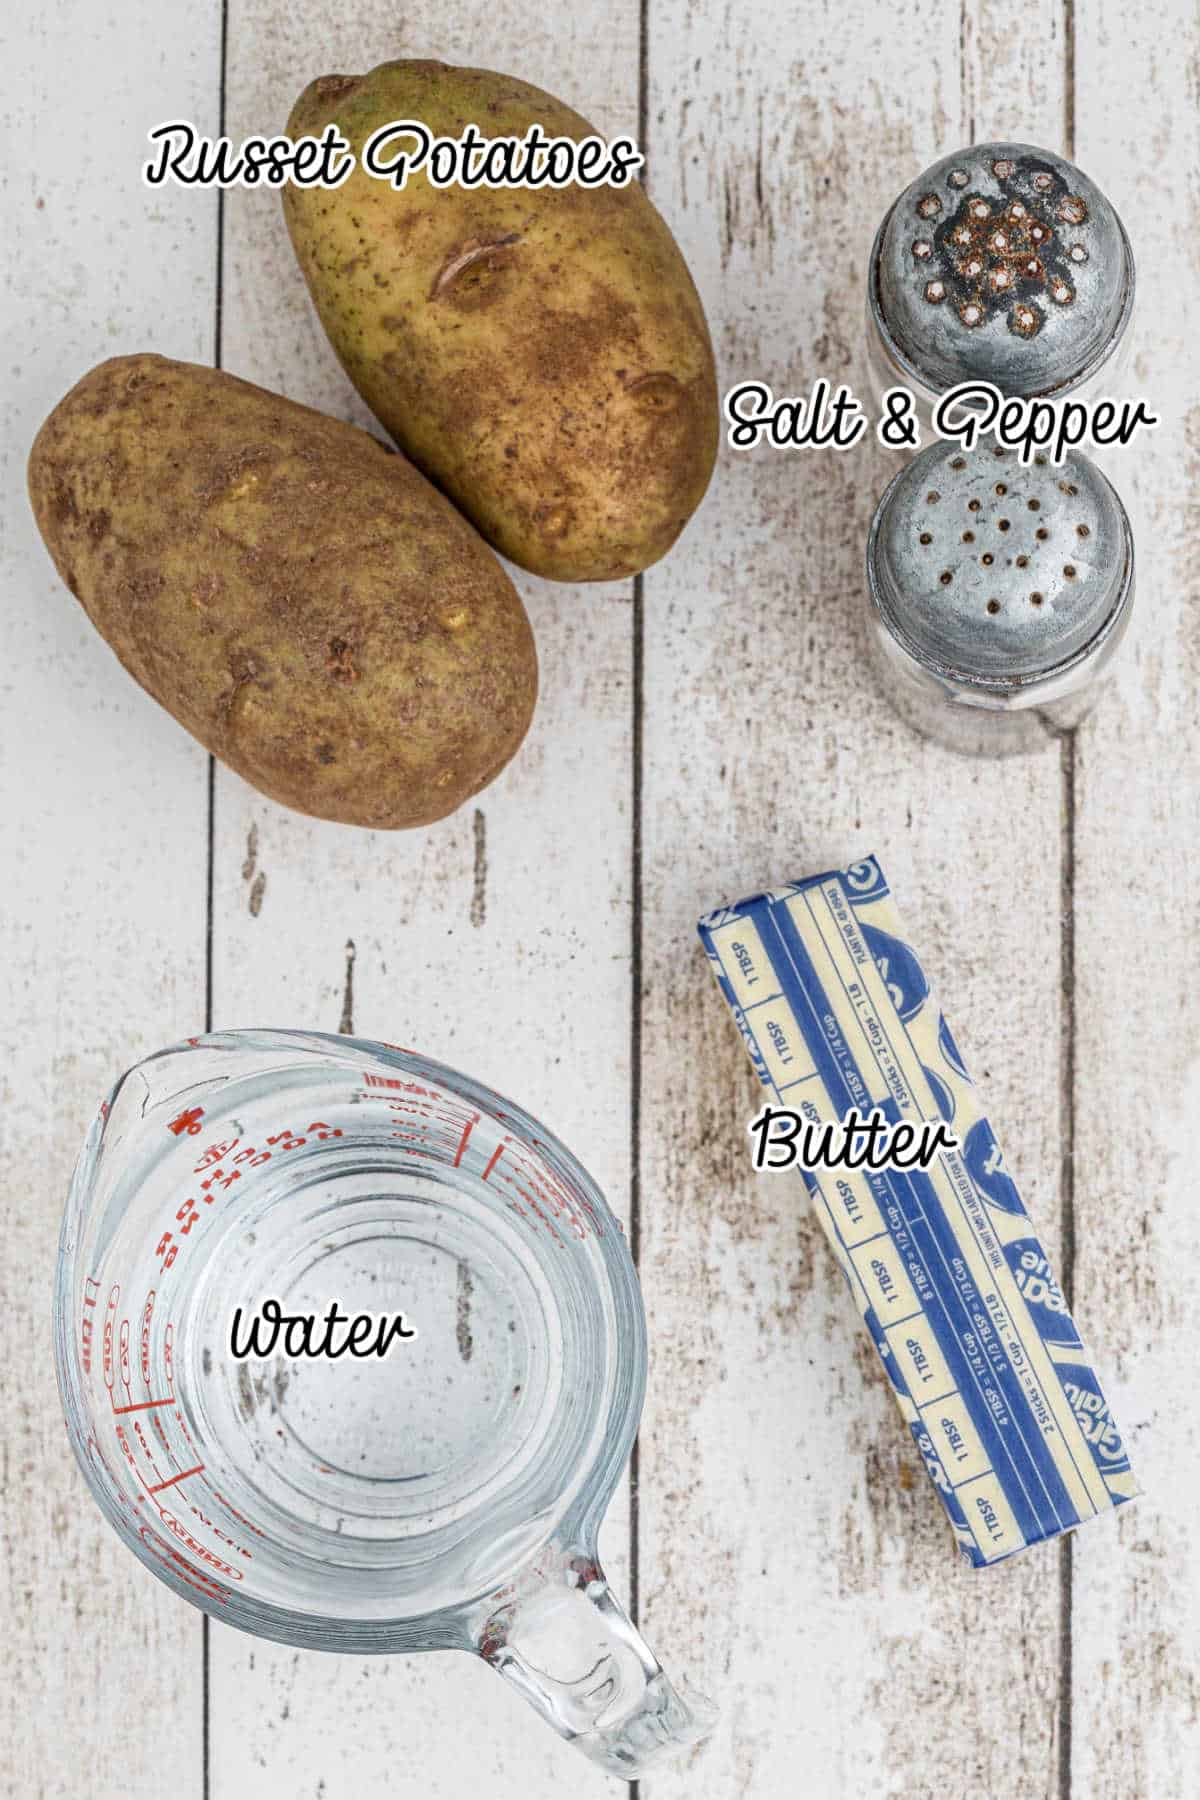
[474,1538,714,1777]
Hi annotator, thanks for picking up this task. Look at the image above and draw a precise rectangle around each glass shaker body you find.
[865,439,1135,755]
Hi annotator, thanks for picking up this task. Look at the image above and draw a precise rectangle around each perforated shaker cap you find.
[867,439,1133,686]
[871,144,1134,398]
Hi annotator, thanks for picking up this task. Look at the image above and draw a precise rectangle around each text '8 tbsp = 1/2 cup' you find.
[866,143,1135,420]
[53,1030,714,1778]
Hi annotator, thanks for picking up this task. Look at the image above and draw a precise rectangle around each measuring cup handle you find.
[475,1541,714,1777]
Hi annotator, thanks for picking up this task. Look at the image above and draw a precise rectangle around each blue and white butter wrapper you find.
[699,855,1137,1566]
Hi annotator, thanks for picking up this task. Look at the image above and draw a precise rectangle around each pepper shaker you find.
[865,438,1135,754]
[866,144,1136,420]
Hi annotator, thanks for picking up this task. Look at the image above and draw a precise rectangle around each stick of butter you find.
[698,854,1136,1566]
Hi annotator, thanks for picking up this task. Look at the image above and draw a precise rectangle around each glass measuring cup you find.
[54,1030,713,1777]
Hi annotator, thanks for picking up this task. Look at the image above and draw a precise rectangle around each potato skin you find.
[27,354,537,829]
[284,61,719,582]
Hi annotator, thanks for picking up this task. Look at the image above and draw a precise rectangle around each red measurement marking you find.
[133,1418,164,1487]
[195,1137,240,1171]
[453,1116,478,1168]
[200,1166,241,1194]
[168,1107,205,1136]
[482,1143,504,1182]
[499,1175,564,1247]
[151,1505,243,1580]
[103,1289,117,1390]
[140,1291,155,1385]
[176,1196,201,1234]
[111,1396,175,1416]
[81,1277,100,1372]
[500,1159,590,1245]
[138,1526,230,1605]
[496,1170,574,1245]
[365,1074,442,1101]
[147,1464,204,1495]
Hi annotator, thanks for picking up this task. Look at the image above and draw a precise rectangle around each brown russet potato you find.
[27,354,538,829]
[284,60,719,582]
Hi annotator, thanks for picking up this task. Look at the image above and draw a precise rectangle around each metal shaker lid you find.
[867,438,1133,685]
[871,144,1134,398]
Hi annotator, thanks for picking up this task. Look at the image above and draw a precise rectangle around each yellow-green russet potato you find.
[284,61,719,582]
[27,354,537,829]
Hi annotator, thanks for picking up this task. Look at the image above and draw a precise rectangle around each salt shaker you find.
[865,438,1135,754]
[866,144,1135,418]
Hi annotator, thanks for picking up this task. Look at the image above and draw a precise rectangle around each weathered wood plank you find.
[638,3,1073,1795]
[0,4,219,1795]
[1070,6,1200,1795]
[960,2,1070,146]
[211,7,639,1794]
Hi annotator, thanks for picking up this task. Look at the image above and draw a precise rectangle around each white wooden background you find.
[3,0,1197,1794]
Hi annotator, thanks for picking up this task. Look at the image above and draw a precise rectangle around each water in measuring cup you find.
[60,1035,627,1649]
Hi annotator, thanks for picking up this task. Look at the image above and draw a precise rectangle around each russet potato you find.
[27,354,538,828]
[284,60,719,582]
